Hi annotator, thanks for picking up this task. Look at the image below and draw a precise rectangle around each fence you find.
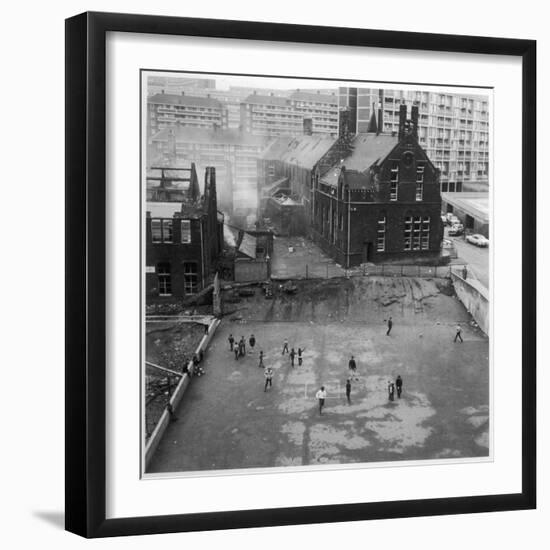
[360,264,464,279]
[450,270,489,336]
[272,263,467,281]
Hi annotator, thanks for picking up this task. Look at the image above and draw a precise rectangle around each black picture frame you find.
[65,11,536,538]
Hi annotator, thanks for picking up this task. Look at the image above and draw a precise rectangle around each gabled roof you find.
[151,127,268,147]
[148,93,222,109]
[260,135,337,170]
[289,90,338,105]
[319,133,397,187]
[342,133,398,172]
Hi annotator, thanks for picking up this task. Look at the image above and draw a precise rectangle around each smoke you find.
[224,224,237,247]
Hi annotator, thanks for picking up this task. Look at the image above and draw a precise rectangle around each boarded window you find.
[151,219,162,243]
[162,219,173,243]
[181,220,191,243]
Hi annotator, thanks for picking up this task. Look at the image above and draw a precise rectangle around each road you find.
[449,234,489,290]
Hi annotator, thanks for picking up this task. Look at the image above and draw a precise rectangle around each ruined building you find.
[145,165,223,299]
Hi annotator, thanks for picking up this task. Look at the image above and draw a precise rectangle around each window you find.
[181,220,191,243]
[412,216,422,250]
[162,219,173,243]
[157,263,172,296]
[404,215,430,251]
[377,215,386,252]
[151,219,162,243]
[390,162,399,201]
[268,164,275,177]
[404,216,412,250]
[416,164,425,201]
[183,262,199,295]
[421,217,431,250]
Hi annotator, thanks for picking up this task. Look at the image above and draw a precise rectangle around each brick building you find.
[310,105,443,266]
[145,166,223,299]
[256,112,355,234]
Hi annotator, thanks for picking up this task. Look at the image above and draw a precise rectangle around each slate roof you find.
[342,133,397,172]
[260,135,337,170]
[319,133,397,188]
[148,93,222,109]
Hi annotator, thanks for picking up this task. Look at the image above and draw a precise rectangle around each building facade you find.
[310,105,443,266]
[145,166,223,299]
[147,92,225,136]
[339,87,490,193]
[240,90,339,137]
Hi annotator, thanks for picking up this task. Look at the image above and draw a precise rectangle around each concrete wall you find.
[144,317,221,470]
[450,271,489,336]
[234,259,269,282]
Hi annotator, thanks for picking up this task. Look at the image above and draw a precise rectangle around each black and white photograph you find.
[142,72,491,475]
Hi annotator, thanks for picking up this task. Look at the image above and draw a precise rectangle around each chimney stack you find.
[367,103,378,134]
[398,104,407,140]
[303,118,313,136]
[181,91,185,96]
[411,104,419,139]
[338,107,351,139]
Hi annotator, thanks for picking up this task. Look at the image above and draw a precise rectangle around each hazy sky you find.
[148,71,489,98]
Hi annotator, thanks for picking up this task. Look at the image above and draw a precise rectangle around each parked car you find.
[445,212,459,225]
[466,233,489,247]
[448,223,464,236]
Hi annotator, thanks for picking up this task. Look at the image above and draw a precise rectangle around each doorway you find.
[363,242,373,263]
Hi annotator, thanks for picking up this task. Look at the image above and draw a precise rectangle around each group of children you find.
[228,333,256,360]
[227,334,308,391]
[282,338,305,367]
[227,332,405,404]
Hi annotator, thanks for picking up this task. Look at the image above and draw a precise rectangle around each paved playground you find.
[147,277,489,473]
